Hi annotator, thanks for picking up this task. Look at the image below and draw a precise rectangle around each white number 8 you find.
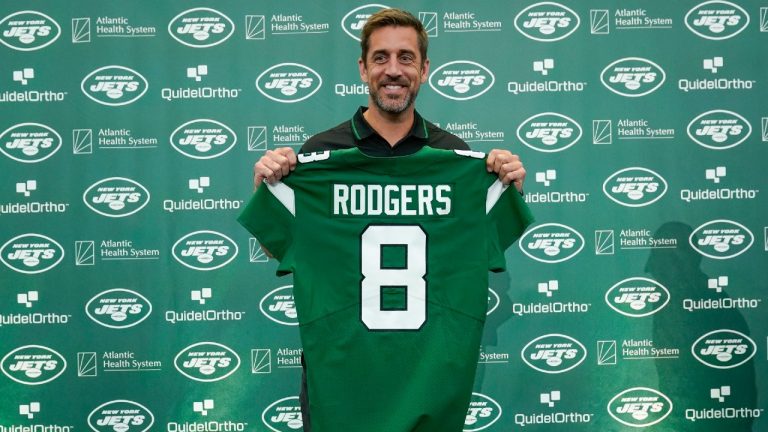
[360,225,426,331]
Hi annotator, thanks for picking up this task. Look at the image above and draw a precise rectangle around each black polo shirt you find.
[300,106,469,155]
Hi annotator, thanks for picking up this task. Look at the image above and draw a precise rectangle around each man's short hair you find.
[360,8,428,66]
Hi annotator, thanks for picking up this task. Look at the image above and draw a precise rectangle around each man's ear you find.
[359,57,368,83]
[420,58,430,83]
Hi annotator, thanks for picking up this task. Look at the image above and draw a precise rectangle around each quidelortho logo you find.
[1,233,64,274]
[689,219,754,259]
[341,4,390,41]
[168,8,234,48]
[172,230,238,271]
[262,396,303,432]
[516,112,582,152]
[692,329,756,369]
[605,277,670,317]
[87,400,154,432]
[428,61,495,101]
[602,167,668,207]
[82,177,150,217]
[175,342,240,382]
[170,119,237,159]
[465,392,503,431]
[514,2,580,42]
[607,387,673,428]
[685,1,749,40]
[687,110,751,150]
[255,63,322,103]
[85,289,152,329]
[521,334,586,373]
[0,11,61,51]
[1,345,66,385]
[601,57,665,97]
[260,285,298,326]
[81,65,148,106]
[519,223,584,263]
[0,123,62,163]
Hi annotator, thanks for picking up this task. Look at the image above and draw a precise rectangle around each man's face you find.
[359,26,429,115]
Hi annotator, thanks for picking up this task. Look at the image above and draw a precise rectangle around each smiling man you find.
[247,8,530,432]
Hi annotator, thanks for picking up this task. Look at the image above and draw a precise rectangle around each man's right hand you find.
[253,147,297,190]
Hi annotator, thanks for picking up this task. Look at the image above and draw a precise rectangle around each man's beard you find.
[370,84,418,114]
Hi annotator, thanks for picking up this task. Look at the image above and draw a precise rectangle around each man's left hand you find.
[486,149,525,193]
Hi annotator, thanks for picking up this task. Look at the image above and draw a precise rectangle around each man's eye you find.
[400,55,414,63]
[373,55,387,63]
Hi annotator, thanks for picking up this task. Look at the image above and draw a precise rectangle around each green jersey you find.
[238,147,533,432]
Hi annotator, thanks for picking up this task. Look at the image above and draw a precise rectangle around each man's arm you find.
[486,149,526,193]
[253,147,297,190]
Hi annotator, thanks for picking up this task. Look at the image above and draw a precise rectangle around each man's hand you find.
[486,149,526,193]
[253,147,297,190]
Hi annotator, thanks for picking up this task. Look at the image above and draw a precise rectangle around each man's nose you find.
[384,56,402,76]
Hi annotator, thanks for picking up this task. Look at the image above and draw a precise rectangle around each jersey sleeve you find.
[237,181,296,275]
[486,179,534,271]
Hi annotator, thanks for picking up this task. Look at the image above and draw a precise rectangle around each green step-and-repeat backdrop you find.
[1,1,766,431]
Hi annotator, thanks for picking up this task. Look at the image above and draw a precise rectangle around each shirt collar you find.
[351,106,430,141]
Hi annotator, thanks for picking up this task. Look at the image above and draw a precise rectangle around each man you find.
[245,9,530,431]
[253,9,526,192]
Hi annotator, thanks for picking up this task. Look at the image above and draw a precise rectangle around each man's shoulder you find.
[301,119,354,153]
[424,120,470,151]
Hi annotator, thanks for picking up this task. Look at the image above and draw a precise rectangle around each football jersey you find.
[238,146,533,432]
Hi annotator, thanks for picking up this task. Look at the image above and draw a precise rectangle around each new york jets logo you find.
[81,65,149,106]
[516,112,582,152]
[174,341,240,382]
[87,400,154,432]
[689,219,753,259]
[687,110,751,150]
[256,63,323,103]
[262,396,303,432]
[83,177,150,217]
[260,285,298,326]
[85,289,152,329]
[341,4,390,41]
[605,277,670,318]
[519,223,584,263]
[170,119,237,159]
[428,61,495,101]
[685,1,749,40]
[521,334,586,373]
[0,233,64,274]
[0,122,62,163]
[514,2,580,42]
[0,11,61,51]
[168,7,234,48]
[607,388,673,428]
[1,345,66,385]
[172,230,238,271]
[691,329,756,369]
[603,167,668,207]
[465,392,502,431]
[601,58,666,97]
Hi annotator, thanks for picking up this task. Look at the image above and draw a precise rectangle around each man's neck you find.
[363,105,415,147]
